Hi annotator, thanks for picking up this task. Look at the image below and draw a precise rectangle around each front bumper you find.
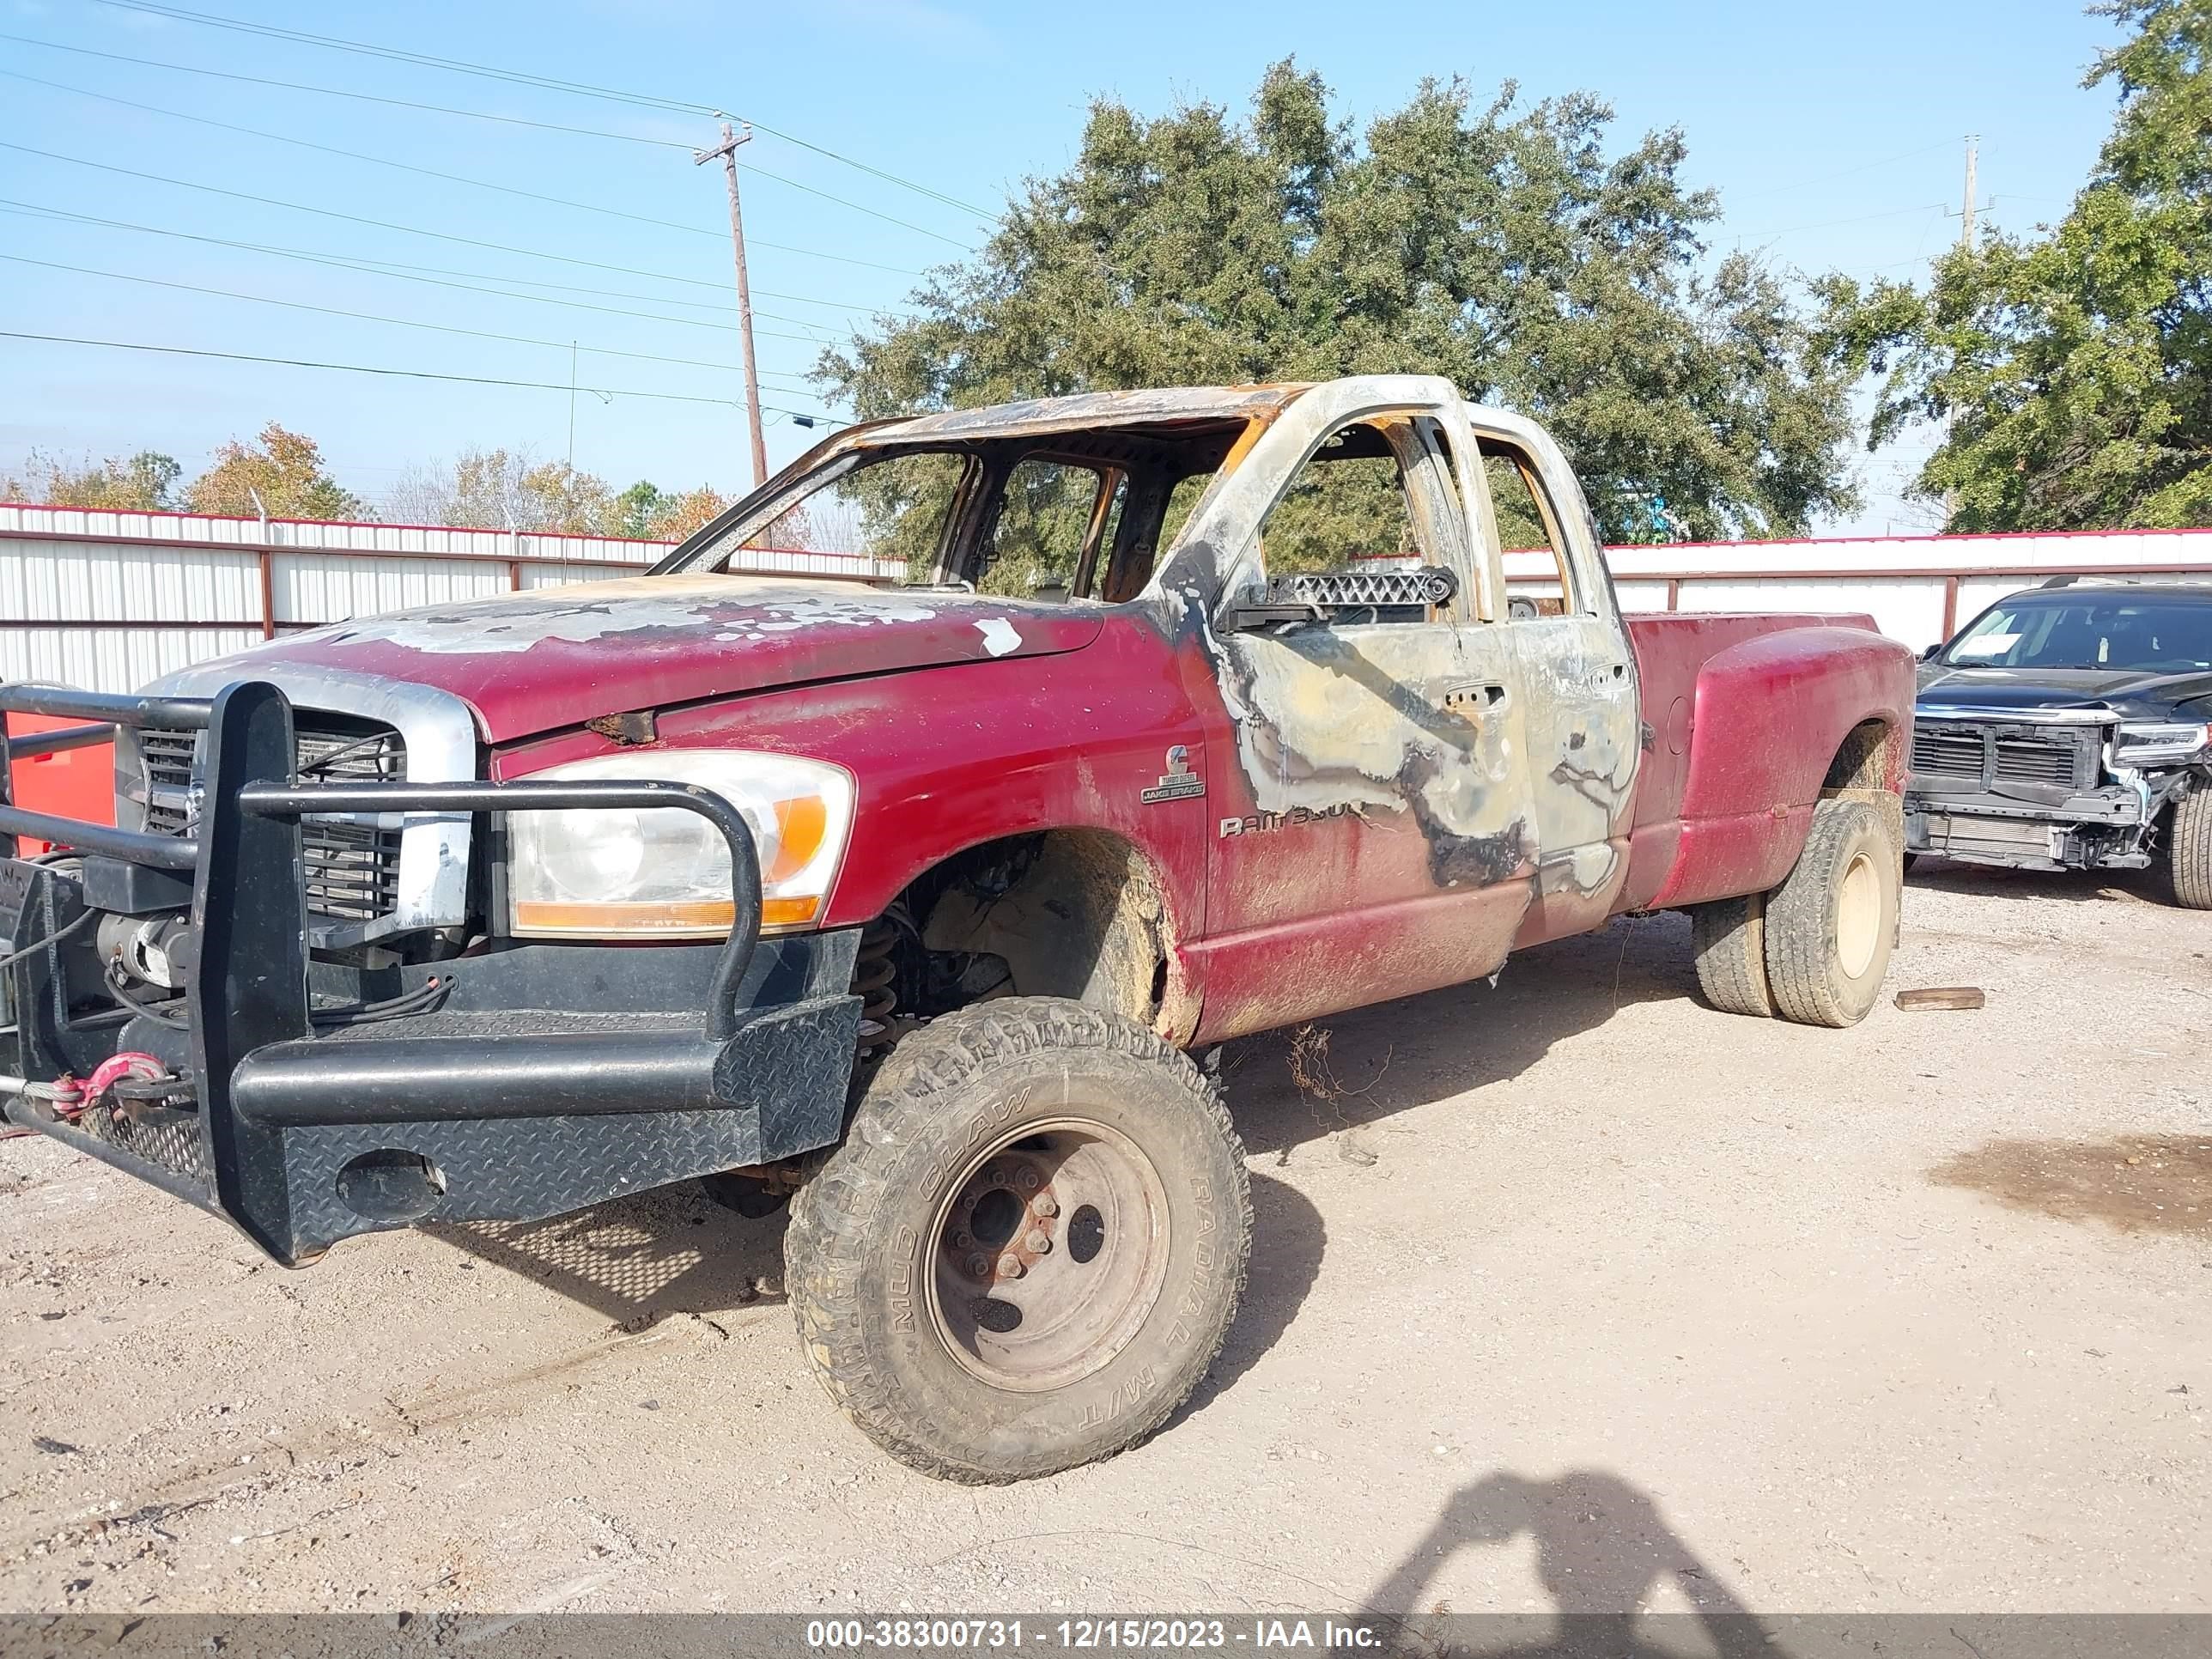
[0,679,860,1265]
[1905,790,2149,870]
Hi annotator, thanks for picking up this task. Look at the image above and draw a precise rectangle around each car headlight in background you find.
[2112,721,2212,765]
[506,750,855,939]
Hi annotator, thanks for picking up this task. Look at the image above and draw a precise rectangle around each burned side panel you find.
[1212,622,1533,879]
[1140,377,1550,1039]
[1510,615,1643,939]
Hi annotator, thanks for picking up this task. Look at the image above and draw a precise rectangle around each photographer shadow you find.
[1369,1469,1774,1659]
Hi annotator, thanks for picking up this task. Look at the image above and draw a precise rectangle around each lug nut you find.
[1030,1194,1058,1218]
[966,1253,993,1279]
[1016,1167,1041,1191]
[1024,1231,1053,1255]
[947,1228,971,1251]
[995,1256,1024,1280]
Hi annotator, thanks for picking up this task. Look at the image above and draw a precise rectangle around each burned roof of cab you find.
[842,384,1317,448]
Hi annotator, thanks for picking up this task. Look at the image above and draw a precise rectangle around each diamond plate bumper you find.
[0,678,863,1265]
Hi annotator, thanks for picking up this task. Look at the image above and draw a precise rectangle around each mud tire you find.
[1689,893,1775,1018]
[784,997,1252,1484]
[2165,787,2212,909]
[1762,798,1899,1028]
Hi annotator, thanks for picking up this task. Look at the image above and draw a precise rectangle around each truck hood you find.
[193,575,1105,743]
[1916,664,2212,720]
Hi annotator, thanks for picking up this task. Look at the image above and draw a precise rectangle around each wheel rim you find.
[1836,848,1882,979]
[923,1117,1171,1394]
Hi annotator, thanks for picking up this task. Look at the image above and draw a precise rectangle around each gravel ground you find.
[1,864,2206,1620]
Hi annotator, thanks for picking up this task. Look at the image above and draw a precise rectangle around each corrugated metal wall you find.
[5,506,2211,693]
[1516,528,2212,647]
[0,504,905,693]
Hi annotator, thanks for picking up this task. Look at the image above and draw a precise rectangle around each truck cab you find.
[0,376,1914,1483]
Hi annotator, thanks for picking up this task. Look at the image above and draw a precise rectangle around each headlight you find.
[2112,722,2212,764]
[505,750,854,939]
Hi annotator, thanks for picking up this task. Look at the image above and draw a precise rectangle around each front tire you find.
[2165,787,2212,909]
[785,997,1252,1483]
[1762,798,1899,1028]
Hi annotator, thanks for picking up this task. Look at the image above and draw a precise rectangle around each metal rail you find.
[6,723,118,759]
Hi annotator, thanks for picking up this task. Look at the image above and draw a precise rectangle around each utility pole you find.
[1960,134,1979,253]
[1942,134,1981,532]
[696,119,769,489]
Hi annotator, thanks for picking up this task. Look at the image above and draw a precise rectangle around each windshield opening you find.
[673,417,1254,602]
[1944,597,2212,672]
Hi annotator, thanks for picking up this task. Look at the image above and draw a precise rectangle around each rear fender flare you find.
[1657,626,1914,908]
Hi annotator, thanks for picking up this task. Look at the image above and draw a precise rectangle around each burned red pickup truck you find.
[0,377,1912,1481]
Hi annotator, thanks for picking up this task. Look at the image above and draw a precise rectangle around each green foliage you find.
[1,449,182,512]
[1817,1,2212,531]
[186,422,363,521]
[615,480,667,539]
[819,61,1856,548]
[1263,453,1413,573]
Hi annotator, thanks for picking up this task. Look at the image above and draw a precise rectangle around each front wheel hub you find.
[927,1121,1170,1393]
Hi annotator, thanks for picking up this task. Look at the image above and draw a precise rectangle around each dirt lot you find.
[2,865,2207,1620]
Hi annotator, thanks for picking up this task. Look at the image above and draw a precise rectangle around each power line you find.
[0,41,937,275]
[3,140,759,295]
[85,0,1001,223]
[0,252,836,391]
[0,200,855,343]
[1726,140,1956,205]
[738,118,998,223]
[1735,201,1952,245]
[0,67,720,238]
[0,329,837,419]
[91,0,715,115]
[0,198,902,319]
[0,30,690,149]
[0,66,975,252]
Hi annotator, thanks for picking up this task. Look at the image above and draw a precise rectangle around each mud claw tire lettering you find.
[783,996,1253,1483]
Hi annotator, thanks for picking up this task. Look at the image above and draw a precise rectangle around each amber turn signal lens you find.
[510,894,821,936]
[769,795,829,884]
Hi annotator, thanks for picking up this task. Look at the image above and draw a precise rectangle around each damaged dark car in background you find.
[1907,579,2212,906]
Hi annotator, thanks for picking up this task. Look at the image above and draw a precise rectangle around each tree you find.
[614,480,668,539]
[819,62,1857,550]
[517,460,617,536]
[1819,1,2212,531]
[388,453,726,539]
[2,449,182,512]
[186,422,364,521]
[640,484,729,541]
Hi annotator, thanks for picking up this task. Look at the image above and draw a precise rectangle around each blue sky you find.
[0,0,2125,534]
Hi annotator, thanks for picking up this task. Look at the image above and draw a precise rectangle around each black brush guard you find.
[0,679,860,1264]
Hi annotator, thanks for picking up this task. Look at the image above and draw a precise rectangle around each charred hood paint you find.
[188,575,1105,742]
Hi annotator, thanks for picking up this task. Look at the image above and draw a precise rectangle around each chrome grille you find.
[133,717,407,925]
